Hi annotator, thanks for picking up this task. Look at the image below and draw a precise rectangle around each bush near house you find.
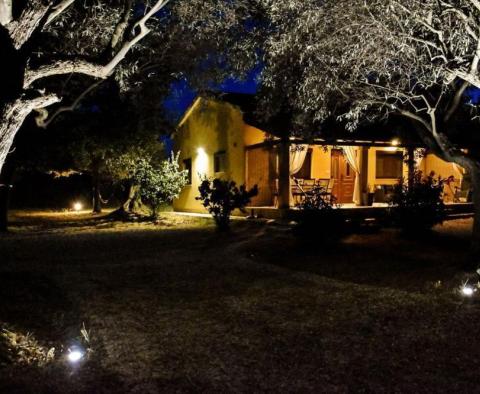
[389,171,446,233]
[136,152,189,219]
[197,178,258,230]
[295,185,348,243]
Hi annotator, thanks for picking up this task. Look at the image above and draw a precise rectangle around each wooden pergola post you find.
[358,146,369,206]
[407,146,415,189]
[277,138,291,210]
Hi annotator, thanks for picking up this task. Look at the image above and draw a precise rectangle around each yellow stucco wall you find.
[173,97,465,211]
[308,146,408,187]
[244,125,267,146]
[173,98,246,213]
[424,153,465,201]
[310,146,331,179]
[424,154,462,179]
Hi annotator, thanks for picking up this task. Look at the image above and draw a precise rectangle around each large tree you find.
[0,0,259,174]
[0,0,170,171]
[259,0,480,252]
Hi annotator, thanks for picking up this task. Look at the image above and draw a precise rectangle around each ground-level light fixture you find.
[67,346,85,363]
[73,202,83,212]
[461,286,475,297]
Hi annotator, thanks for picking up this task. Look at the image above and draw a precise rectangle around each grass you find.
[0,210,479,392]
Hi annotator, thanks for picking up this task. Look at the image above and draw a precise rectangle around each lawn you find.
[0,210,479,393]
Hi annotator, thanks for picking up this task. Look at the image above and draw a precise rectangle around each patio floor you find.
[245,202,474,221]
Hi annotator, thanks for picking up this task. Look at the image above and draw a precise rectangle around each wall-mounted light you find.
[196,147,208,175]
[73,202,83,212]
[384,138,401,152]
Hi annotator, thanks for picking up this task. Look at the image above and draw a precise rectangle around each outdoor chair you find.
[292,177,306,204]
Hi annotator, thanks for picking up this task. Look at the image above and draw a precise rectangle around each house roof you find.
[177,92,479,148]
[215,92,423,147]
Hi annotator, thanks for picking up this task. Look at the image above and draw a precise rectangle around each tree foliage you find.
[260,0,480,159]
[135,152,188,218]
[258,0,480,249]
[0,0,262,172]
[390,171,446,233]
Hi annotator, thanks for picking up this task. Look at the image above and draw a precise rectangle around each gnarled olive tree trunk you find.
[0,96,59,170]
[122,182,141,213]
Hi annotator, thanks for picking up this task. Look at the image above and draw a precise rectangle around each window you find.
[296,148,312,179]
[376,151,403,179]
[214,151,227,173]
[183,158,192,184]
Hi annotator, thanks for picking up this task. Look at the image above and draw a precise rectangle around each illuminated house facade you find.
[173,94,468,214]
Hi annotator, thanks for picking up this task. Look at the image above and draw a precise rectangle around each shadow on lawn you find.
[0,271,76,338]
[245,224,472,292]
[0,271,126,393]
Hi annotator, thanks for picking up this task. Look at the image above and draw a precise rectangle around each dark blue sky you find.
[162,65,480,126]
[162,65,261,125]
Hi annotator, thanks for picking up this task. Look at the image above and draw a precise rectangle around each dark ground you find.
[0,210,479,393]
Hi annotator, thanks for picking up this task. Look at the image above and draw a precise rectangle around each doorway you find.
[331,149,356,204]
[246,145,276,206]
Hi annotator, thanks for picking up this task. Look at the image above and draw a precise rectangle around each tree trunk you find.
[0,96,59,173]
[277,138,291,210]
[122,182,141,212]
[470,166,480,256]
[406,146,415,189]
[0,185,10,232]
[0,162,14,232]
[92,164,102,214]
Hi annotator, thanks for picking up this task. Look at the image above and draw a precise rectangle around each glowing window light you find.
[196,147,209,175]
[73,202,83,212]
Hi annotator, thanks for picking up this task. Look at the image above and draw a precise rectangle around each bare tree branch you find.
[35,80,103,128]
[0,93,60,169]
[109,0,134,51]
[468,0,480,14]
[6,0,50,49]
[0,0,12,25]
[444,81,469,122]
[24,0,170,88]
[44,0,76,27]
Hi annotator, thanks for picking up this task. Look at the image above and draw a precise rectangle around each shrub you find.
[389,171,446,233]
[295,185,348,243]
[136,152,189,219]
[197,178,258,230]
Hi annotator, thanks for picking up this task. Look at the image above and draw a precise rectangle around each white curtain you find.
[342,146,361,205]
[290,144,309,176]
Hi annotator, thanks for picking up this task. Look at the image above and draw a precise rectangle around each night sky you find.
[162,65,261,124]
